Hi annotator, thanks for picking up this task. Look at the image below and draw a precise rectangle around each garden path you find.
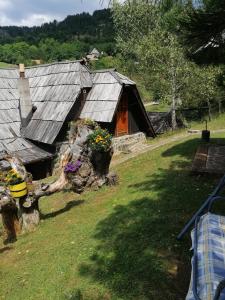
[111,129,225,166]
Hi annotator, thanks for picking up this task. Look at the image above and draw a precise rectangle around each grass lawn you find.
[190,113,225,131]
[145,102,170,112]
[0,62,16,68]
[0,133,225,300]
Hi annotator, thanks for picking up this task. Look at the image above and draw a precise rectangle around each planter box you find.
[91,150,113,176]
[9,181,28,198]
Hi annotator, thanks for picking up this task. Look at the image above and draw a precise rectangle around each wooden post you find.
[19,63,25,78]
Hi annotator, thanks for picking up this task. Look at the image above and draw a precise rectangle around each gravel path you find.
[111,129,225,166]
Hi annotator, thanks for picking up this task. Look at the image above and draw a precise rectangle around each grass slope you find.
[0,133,224,299]
[0,62,16,68]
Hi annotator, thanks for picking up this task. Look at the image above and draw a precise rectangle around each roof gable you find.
[80,70,135,122]
[90,48,100,55]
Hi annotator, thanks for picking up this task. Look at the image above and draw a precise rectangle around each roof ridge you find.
[0,67,18,71]
[25,59,85,70]
[109,70,124,85]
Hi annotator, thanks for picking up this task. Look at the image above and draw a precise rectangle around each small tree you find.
[136,29,193,129]
[189,65,222,120]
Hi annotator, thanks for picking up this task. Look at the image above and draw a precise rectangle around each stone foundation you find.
[112,132,147,154]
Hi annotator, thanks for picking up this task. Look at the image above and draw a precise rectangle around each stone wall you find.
[112,132,147,154]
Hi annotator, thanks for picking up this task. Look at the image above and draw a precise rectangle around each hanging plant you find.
[87,128,112,152]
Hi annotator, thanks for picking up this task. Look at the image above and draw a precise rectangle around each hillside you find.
[0,9,115,65]
[0,9,114,45]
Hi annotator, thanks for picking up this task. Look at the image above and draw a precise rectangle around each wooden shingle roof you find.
[0,67,52,164]
[24,61,92,144]
[0,61,155,161]
[79,70,135,122]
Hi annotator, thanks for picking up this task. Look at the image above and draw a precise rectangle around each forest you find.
[0,8,114,64]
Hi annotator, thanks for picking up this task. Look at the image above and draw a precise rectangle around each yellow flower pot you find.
[9,181,28,198]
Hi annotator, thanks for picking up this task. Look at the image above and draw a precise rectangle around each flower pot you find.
[91,149,113,176]
[202,130,210,142]
[9,181,28,198]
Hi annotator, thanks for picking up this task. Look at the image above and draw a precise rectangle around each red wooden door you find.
[115,94,128,136]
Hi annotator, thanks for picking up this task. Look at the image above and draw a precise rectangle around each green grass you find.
[1,132,225,299]
[0,62,16,68]
[190,113,225,131]
[145,102,170,112]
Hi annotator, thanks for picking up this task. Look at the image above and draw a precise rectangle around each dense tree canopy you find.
[112,0,224,125]
[179,0,225,63]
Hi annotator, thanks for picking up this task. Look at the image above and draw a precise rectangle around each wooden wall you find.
[101,86,153,137]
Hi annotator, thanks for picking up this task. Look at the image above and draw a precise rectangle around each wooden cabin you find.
[0,61,155,179]
[86,48,101,61]
[80,69,155,137]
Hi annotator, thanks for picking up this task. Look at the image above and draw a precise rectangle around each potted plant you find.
[87,128,113,176]
[6,169,27,198]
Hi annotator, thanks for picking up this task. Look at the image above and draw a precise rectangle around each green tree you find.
[137,28,194,128]
[184,65,222,119]
[113,0,195,129]
[179,1,225,63]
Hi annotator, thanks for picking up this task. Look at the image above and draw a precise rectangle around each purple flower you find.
[64,160,82,173]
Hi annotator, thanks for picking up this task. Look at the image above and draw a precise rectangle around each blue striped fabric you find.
[186,213,225,300]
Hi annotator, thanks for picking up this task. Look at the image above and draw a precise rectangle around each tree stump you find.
[0,120,117,243]
[1,200,20,244]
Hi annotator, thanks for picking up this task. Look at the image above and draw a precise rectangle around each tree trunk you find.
[218,99,222,115]
[1,201,21,244]
[171,96,177,130]
[207,99,212,121]
[19,198,40,233]
[171,68,177,130]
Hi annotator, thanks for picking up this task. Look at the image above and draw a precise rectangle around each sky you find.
[0,0,109,27]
